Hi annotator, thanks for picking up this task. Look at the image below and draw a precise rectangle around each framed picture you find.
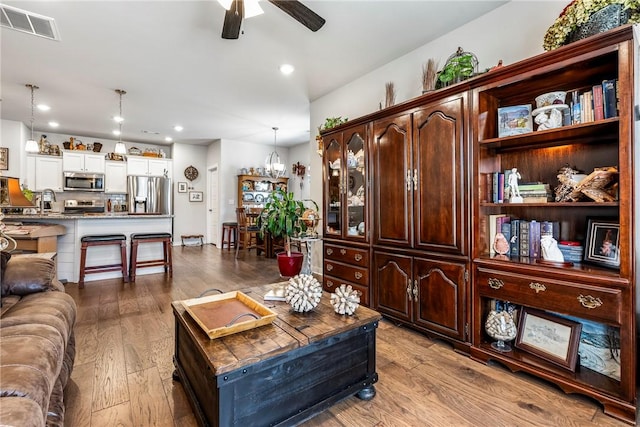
[189,191,203,202]
[178,182,188,193]
[515,307,582,372]
[497,104,532,137]
[583,218,620,269]
[0,147,8,170]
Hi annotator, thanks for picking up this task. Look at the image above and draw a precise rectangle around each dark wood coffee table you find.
[172,283,381,427]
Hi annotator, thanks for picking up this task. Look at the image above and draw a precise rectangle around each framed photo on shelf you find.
[0,147,8,170]
[178,182,188,193]
[189,191,203,202]
[497,104,532,137]
[515,307,582,372]
[583,218,620,269]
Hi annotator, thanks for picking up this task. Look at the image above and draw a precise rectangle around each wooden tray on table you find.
[180,291,277,339]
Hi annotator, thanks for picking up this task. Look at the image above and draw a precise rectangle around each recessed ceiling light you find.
[280,64,295,75]
[112,129,121,136]
[173,125,183,132]
[48,121,59,128]
[165,136,173,142]
[113,115,124,123]
[37,104,50,111]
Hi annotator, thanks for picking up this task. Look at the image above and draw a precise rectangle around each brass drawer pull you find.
[406,279,412,297]
[340,249,347,255]
[407,169,412,192]
[354,254,363,262]
[326,264,333,272]
[488,278,504,290]
[326,248,333,255]
[326,280,334,289]
[354,272,363,280]
[412,279,418,302]
[529,282,546,293]
[578,295,603,309]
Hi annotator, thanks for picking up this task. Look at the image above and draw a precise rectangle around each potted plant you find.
[260,189,311,276]
[437,47,477,88]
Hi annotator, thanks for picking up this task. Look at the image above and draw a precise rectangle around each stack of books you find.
[516,182,553,203]
[558,241,584,263]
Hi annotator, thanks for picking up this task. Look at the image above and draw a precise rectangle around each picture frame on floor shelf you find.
[178,182,188,193]
[189,191,203,202]
[583,217,620,269]
[515,307,582,372]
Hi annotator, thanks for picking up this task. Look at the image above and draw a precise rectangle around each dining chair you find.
[235,207,265,258]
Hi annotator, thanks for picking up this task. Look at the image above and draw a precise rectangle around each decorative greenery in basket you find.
[320,116,348,132]
[543,0,640,51]
[436,47,478,88]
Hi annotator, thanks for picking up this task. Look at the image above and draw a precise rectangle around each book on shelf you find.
[519,220,530,258]
[541,220,560,241]
[500,222,512,254]
[602,79,618,119]
[592,84,604,121]
[510,219,520,258]
[492,172,504,203]
[529,220,541,259]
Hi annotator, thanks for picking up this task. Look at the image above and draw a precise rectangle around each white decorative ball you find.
[285,274,322,312]
[330,284,361,315]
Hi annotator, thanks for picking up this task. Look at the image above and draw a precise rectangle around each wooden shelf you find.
[480,201,618,208]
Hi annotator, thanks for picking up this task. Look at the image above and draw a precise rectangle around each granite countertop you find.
[4,213,173,220]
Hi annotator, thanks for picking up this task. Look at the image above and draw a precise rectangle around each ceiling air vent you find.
[0,4,60,41]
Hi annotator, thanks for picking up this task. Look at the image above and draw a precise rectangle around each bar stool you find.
[79,234,128,288]
[221,222,238,251]
[129,233,173,282]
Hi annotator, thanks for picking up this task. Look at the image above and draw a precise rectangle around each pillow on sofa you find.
[1,251,11,282]
[1,256,58,297]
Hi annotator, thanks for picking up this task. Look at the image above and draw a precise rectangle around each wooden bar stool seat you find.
[221,222,238,251]
[79,234,128,288]
[129,232,173,282]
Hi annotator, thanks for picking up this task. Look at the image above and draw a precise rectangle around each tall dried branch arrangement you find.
[422,58,438,92]
[385,82,395,108]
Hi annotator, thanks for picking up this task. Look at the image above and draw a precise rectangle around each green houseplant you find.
[260,189,310,276]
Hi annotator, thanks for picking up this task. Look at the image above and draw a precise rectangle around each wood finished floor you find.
[63,245,638,427]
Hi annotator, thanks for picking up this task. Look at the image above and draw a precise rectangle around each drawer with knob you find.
[323,259,369,287]
[324,243,369,267]
[323,275,370,307]
[475,267,622,325]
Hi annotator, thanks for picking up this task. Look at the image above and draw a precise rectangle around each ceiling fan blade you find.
[268,0,325,32]
[222,0,244,39]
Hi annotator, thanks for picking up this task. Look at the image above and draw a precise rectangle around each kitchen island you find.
[3,213,172,284]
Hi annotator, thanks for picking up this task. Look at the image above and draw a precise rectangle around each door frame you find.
[206,164,219,246]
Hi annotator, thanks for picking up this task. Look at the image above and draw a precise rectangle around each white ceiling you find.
[0,0,506,147]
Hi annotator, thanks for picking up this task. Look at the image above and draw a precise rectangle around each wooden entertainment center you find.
[321,25,638,423]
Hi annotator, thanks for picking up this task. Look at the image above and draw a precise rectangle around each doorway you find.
[207,165,219,246]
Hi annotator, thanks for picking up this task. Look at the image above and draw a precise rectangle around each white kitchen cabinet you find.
[63,151,105,173]
[127,157,171,177]
[33,156,63,191]
[105,161,127,193]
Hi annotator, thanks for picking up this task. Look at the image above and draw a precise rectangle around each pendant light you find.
[24,84,39,153]
[265,127,285,178]
[114,89,127,155]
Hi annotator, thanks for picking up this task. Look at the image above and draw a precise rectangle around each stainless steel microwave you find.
[63,172,105,192]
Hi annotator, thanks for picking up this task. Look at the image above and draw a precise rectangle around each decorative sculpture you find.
[285,274,322,312]
[330,284,361,315]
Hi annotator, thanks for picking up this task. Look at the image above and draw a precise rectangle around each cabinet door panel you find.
[372,114,412,246]
[324,134,343,237]
[344,126,367,241]
[373,251,411,321]
[413,95,466,255]
[414,257,466,341]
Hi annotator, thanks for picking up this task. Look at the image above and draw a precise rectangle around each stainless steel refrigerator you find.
[127,176,171,214]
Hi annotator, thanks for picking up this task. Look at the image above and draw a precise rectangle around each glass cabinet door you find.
[345,129,366,239]
[325,136,342,236]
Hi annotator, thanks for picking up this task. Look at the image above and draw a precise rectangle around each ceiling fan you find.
[221,0,325,39]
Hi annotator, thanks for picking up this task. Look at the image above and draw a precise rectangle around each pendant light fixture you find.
[265,127,285,178]
[24,84,39,153]
[114,89,127,155]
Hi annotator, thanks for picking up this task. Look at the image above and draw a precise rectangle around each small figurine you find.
[541,235,565,262]
[508,168,523,203]
[534,108,563,130]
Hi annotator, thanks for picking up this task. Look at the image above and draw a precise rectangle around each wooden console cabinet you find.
[321,24,637,423]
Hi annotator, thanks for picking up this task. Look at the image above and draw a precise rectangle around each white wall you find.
[287,142,312,202]
[172,143,209,243]
[308,1,568,271]
[0,119,28,179]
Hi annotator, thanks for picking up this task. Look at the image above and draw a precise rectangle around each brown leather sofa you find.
[0,254,77,427]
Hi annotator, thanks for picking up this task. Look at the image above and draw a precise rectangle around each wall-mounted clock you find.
[184,165,199,181]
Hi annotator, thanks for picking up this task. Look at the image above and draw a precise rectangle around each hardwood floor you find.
[63,245,638,426]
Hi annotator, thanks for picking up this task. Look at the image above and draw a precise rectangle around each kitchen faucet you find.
[40,189,57,214]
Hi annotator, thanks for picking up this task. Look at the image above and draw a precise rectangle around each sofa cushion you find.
[2,257,62,297]
[0,396,45,427]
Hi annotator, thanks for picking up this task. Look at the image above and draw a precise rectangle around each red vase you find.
[277,252,304,277]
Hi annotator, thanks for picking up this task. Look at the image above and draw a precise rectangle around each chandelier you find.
[24,84,39,153]
[114,89,127,155]
[265,127,286,178]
